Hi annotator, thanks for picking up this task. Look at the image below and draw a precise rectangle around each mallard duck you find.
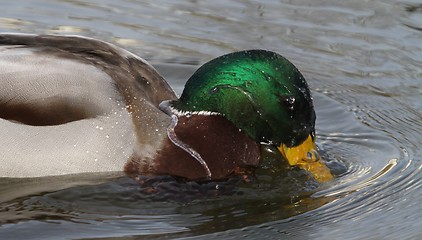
[0,33,332,182]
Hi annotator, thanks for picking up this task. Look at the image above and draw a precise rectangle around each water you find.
[0,0,421,239]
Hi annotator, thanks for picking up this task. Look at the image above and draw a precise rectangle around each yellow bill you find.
[278,134,333,182]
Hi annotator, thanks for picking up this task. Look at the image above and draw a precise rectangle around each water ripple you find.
[0,0,421,239]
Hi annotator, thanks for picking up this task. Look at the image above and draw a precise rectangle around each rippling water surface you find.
[0,0,421,239]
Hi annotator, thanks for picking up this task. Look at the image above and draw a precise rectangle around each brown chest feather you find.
[152,114,261,180]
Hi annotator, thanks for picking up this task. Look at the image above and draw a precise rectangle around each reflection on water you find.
[0,0,421,239]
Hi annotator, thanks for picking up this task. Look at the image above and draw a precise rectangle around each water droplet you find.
[287,96,296,104]
[209,87,219,94]
[286,96,296,110]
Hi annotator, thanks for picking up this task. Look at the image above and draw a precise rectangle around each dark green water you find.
[0,1,421,239]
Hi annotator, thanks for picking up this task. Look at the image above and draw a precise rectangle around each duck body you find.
[0,33,260,180]
[0,33,332,182]
[0,33,169,177]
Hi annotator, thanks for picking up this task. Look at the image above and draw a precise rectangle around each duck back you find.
[0,34,177,177]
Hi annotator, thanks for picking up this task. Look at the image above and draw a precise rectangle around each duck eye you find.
[311,131,316,140]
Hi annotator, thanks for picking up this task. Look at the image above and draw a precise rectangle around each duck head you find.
[160,50,333,182]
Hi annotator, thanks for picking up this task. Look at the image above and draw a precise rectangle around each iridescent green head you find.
[172,50,315,148]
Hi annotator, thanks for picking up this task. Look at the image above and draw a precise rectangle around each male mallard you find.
[0,33,332,182]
